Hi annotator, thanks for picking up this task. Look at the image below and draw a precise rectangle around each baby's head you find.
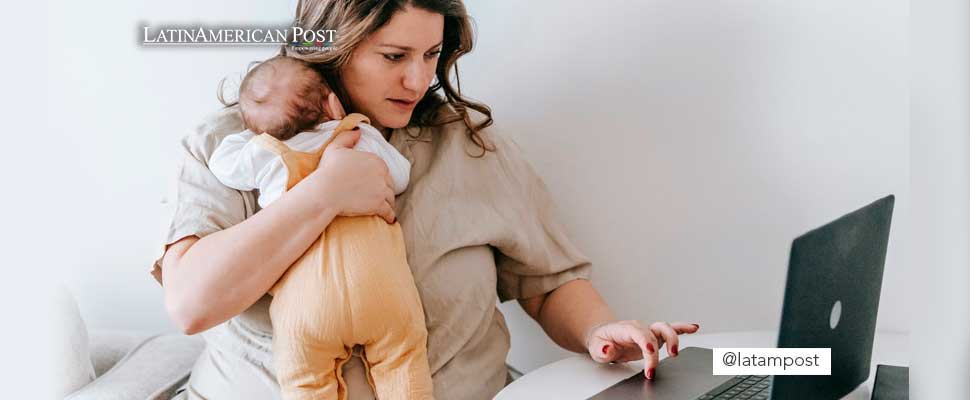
[238,55,345,140]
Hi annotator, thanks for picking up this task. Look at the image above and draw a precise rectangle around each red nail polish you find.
[672,344,679,356]
[647,343,655,353]
[602,345,610,354]
[647,368,655,380]
[692,323,700,330]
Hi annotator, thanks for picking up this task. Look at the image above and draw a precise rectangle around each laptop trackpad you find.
[589,347,731,399]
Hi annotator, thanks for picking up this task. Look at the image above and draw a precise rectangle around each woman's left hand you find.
[586,320,700,380]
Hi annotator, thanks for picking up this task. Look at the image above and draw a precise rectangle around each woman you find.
[155,0,700,398]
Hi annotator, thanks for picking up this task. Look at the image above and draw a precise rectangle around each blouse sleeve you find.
[486,131,593,302]
[150,107,258,285]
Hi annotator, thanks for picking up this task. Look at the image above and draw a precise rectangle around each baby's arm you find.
[354,125,411,195]
[208,131,262,191]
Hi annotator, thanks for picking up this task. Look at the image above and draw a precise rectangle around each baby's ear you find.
[322,92,346,120]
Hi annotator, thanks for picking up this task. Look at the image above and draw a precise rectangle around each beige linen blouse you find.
[152,105,592,400]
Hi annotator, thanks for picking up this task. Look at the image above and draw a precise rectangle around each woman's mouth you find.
[389,98,418,110]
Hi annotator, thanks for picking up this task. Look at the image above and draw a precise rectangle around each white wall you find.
[46,0,912,377]
[910,0,970,398]
[459,1,910,372]
[46,0,292,334]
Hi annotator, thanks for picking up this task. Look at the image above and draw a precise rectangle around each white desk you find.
[496,330,908,400]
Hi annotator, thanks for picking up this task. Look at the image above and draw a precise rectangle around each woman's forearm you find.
[162,175,338,334]
[531,279,616,353]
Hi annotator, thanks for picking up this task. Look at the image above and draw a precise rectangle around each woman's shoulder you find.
[425,105,520,156]
[180,106,246,163]
[422,106,539,186]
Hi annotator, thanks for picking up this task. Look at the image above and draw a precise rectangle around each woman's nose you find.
[401,59,432,93]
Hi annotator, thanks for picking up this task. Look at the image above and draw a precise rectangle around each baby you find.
[211,55,409,207]
[209,56,434,400]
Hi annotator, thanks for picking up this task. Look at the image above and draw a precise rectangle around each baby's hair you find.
[220,55,331,140]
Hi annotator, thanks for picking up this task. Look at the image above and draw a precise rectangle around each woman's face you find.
[340,6,444,131]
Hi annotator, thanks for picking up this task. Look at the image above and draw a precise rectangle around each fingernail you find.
[672,344,679,356]
[646,343,655,353]
[602,344,610,354]
[692,323,700,330]
[647,368,655,380]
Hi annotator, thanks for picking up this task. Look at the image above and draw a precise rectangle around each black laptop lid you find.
[771,195,895,399]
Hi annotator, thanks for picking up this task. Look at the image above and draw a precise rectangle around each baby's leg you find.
[362,318,434,400]
[336,219,433,399]
[356,278,434,400]
[271,330,350,400]
[270,296,351,399]
[269,238,352,400]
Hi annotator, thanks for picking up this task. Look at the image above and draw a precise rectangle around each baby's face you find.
[240,59,334,140]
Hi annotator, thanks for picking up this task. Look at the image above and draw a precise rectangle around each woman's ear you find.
[323,92,346,120]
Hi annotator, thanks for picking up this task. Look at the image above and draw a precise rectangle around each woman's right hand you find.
[309,130,397,223]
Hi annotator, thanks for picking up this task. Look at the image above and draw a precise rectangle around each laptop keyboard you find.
[695,375,771,400]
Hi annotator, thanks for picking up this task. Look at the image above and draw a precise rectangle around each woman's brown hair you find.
[283,0,494,156]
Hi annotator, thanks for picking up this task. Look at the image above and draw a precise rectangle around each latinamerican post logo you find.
[140,24,337,50]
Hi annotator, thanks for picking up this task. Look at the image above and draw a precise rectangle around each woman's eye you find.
[383,53,405,61]
[426,50,442,59]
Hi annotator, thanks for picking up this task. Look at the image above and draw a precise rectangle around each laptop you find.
[590,195,895,400]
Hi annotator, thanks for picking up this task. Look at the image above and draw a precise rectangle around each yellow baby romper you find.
[256,114,434,400]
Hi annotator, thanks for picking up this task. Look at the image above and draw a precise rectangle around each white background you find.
[45,0,292,334]
[910,0,969,398]
[463,0,910,372]
[12,0,967,398]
